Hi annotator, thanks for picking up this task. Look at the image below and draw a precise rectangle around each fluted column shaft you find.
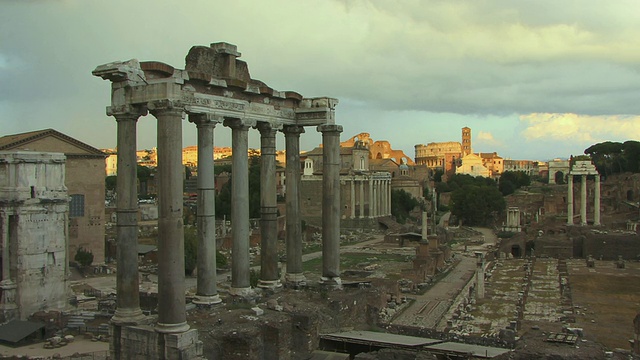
[258,123,280,288]
[319,124,343,284]
[594,175,601,226]
[111,107,145,325]
[567,175,574,225]
[190,114,221,305]
[581,175,587,225]
[226,119,252,294]
[283,125,305,284]
[151,102,188,333]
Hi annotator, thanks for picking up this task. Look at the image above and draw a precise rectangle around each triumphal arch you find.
[93,42,343,359]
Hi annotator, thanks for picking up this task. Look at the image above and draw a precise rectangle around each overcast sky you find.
[2,0,640,161]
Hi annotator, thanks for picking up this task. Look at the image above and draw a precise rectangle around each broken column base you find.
[228,286,254,298]
[110,324,204,360]
[257,279,282,290]
[193,294,222,308]
[285,273,307,288]
[319,276,342,290]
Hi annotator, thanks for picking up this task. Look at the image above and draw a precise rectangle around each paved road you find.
[390,227,497,329]
[391,254,476,329]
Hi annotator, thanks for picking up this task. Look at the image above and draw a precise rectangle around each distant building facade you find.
[456,153,491,178]
[415,127,471,178]
[301,140,392,227]
[341,132,415,165]
[0,129,107,264]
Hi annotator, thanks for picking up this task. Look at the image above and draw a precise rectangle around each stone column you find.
[350,177,356,219]
[258,123,280,289]
[359,179,365,219]
[475,252,485,299]
[388,179,392,215]
[567,175,574,225]
[368,176,374,218]
[225,119,252,296]
[594,175,601,226]
[190,113,222,306]
[149,100,189,333]
[283,125,306,285]
[319,124,343,286]
[581,174,587,225]
[421,211,428,241]
[372,179,378,218]
[110,106,146,325]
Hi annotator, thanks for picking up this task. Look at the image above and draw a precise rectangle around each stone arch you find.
[627,189,634,202]
[554,171,565,185]
[376,152,383,159]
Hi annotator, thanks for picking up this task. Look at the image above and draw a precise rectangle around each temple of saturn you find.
[93,42,342,359]
[567,160,601,226]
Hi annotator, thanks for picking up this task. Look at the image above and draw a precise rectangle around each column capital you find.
[256,121,283,134]
[148,99,185,118]
[107,104,147,120]
[282,125,305,136]
[188,112,223,127]
[224,118,255,130]
[317,124,343,134]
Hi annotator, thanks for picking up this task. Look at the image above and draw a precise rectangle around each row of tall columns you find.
[348,178,392,219]
[110,104,344,330]
[567,174,601,226]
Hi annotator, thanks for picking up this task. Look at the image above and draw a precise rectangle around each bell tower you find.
[462,127,471,156]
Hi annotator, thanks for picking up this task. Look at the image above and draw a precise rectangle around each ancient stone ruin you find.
[93,42,343,359]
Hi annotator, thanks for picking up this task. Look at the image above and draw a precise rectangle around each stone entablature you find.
[93,44,336,128]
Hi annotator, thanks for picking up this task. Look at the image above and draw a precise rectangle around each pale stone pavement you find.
[391,254,476,329]
[390,227,497,329]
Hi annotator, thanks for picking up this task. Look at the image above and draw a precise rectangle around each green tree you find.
[391,189,420,224]
[184,226,228,275]
[584,141,623,176]
[499,171,531,195]
[74,247,94,267]
[215,156,262,219]
[450,184,505,226]
[105,175,117,191]
[184,226,198,275]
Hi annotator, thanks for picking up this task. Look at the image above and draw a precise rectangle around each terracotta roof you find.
[0,129,106,156]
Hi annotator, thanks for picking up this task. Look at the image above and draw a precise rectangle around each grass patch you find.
[302,252,408,273]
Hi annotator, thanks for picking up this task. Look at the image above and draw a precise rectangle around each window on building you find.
[69,194,85,218]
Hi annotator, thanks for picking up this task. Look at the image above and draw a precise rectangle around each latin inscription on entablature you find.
[295,109,335,126]
[181,93,300,123]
